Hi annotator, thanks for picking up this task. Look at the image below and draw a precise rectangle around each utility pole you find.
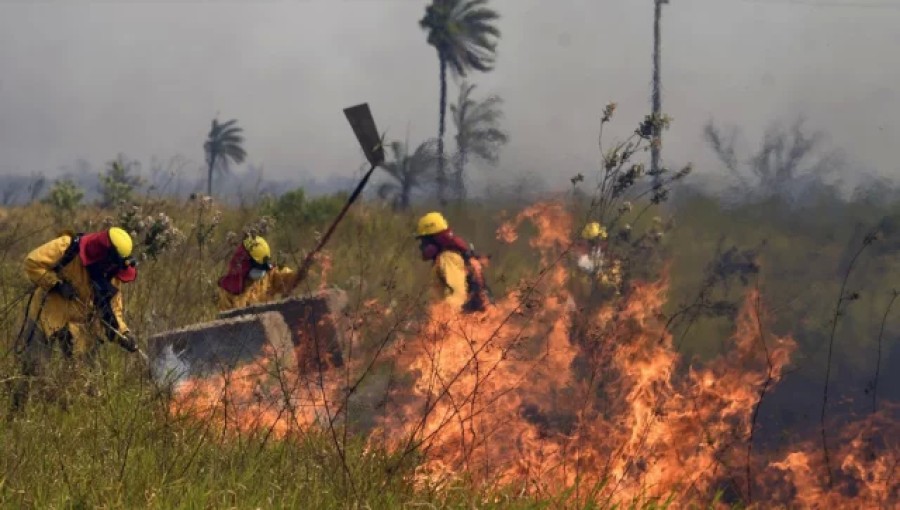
[651,0,668,187]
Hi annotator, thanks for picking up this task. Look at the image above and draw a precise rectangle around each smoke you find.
[0,1,897,189]
[151,344,190,390]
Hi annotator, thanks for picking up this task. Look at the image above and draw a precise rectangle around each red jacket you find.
[421,229,471,261]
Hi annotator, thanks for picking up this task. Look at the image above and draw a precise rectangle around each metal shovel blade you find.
[343,103,384,166]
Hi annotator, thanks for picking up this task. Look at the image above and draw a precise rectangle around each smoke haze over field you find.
[0,0,898,192]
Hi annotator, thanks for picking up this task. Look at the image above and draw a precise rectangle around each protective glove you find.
[117,332,139,353]
[53,280,78,300]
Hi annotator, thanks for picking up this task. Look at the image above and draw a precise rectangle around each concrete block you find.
[147,311,294,386]
[218,288,349,372]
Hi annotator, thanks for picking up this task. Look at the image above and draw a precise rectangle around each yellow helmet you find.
[416,211,449,237]
[243,235,271,264]
[108,227,133,258]
[581,222,607,241]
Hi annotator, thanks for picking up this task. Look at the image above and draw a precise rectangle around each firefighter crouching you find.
[217,234,299,311]
[415,212,490,313]
[11,227,140,412]
[217,234,344,370]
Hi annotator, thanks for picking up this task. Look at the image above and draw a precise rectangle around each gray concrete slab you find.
[147,311,294,386]
[218,288,349,371]
[148,289,349,386]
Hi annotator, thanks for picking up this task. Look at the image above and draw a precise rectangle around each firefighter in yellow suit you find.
[12,227,139,411]
[573,221,622,291]
[216,234,345,370]
[575,222,606,275]
[415,212,489,312]
[432,248,469,310]
[216,235,298,311]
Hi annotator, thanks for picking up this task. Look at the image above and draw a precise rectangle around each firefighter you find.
[217,234,344,370]
[415,212,490,313]
[12,227,140,411]
[573,221,622,294]
[575,221,607,275]
[217,234,298,311]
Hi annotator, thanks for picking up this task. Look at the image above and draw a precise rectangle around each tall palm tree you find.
[420,0,500,205]
[204,118,247,196]
[377,140,441,210]
[450,81,508,200]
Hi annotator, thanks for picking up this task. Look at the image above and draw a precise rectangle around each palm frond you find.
[216,119,239,131]
[463,11,500,27]
[383,140,440,184]
[421,0,500,78]
[409,140,441,175]
[450,81,508,169]
[465,100,504,125]
[222,146,247,163]
[467,50,494,72]
[219,125,243,136]
[451,82,478,129]
[217,135,244,147]
[375,138,443,208]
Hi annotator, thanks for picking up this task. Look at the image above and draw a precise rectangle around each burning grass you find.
[168,344,339,439]
[160,201,900,508]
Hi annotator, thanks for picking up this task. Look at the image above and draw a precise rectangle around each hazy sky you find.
[1,0,898,191]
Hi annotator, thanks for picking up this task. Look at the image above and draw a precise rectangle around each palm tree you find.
[377,140,441,210]
[450,81,508,200]
[204,118,247,196]
[419,0,500,205]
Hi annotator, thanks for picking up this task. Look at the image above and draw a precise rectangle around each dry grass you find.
[1,190,899,508]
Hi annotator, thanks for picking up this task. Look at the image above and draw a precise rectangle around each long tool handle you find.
[94,311,150,364]
[287,162,378,295]
[96,314,150,364]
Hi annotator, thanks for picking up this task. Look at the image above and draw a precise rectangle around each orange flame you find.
[169,343,340,439]
[170,201,900,507]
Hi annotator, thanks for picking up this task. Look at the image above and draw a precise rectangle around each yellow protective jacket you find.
[431,251,469,309]
[217,267,297,311]
[24,235,130,352]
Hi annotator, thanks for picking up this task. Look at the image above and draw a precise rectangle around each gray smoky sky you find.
[0,0,898,191]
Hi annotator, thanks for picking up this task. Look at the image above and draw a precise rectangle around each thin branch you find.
[746,281,774,505]
[871,289,898,415]
[820,228,878,487]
